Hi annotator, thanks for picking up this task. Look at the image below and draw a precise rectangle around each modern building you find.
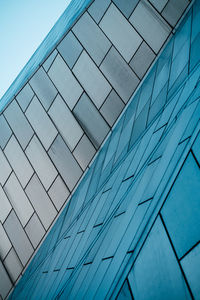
[0,0,199,299]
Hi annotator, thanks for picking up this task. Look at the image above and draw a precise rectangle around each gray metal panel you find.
[130,42,155,79]
[100,47,139,103]
[0,185,11,223]
[48,135,83,191]
[48,94,83,151]
[48,176,70,211]
[25,175,57,230]
[129,0,171,53]
[25,96,58,150]
[0,115,12,149]
[149,0,168,12]
[4,100,34,149]
[0,260,12,299]
[57,31,82,69]
[88,0,110,23]
[29,67,57,110]
[73,93,110,148]
[73,134,96,170]
[73,12,111,65]
[73,51,111,109]
[100,90,124,126]
[4,211,34,266]
[112,0,139,17]
[16,83,34,112]
[0,149,11,186]
[25,135,58,190]
[162,0,189,27]
[43,50,58,72]
[4,248,23,282]
[48,54,83,109]
[25,213,45,248]
[4,173,34,227]
[0,223,11,260]
[4,136,33,188]
[100,4,142,62]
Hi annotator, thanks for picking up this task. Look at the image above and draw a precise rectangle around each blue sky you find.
[0,0,71,98]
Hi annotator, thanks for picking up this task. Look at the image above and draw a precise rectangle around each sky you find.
[0,0,71,98]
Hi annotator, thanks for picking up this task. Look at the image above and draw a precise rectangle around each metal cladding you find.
[1,0,200,299]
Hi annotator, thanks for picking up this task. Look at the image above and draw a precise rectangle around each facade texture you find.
[0,0,199,299]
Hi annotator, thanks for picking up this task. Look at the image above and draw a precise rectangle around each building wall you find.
[0,0,194,299]
[7,0,200,298]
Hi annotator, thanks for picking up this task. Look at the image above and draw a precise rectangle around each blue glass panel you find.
[161,153,200,258]
[190,33,200,72]
[192,131,200,166]
[117,280,133,300]
[181,243,200,300]
[128,217,190,300]
[191,0,200,42]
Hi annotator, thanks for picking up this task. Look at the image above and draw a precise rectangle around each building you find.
[0,0,199,299]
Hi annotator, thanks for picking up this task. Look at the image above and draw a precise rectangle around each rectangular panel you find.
[48,54,83,109]
[73,51,111,109]
[25,96,58,150]
[48,135,83,191]
[4,100,34,149]
[57,31,82,69]
[73,134,96,170]
[129,0,171,53]
[0,115,12,149]
[25,135,57,190]
[48,176,70,211]
[100,47,139,103]
[43,49,58,72]
[4,211,34,266]
[0,260,12,299]
[16,83,34,112]
[129,41,155,79]
[25,213,45,248]
[48,95,83,151]
[0,186,11,223]
[169,42,190,89]
[73,12,111,65]
[192,132,200,165]
[25,175,57,230]
[88,0,110,24]
[100,4,142,62]
[149,0,168,12]
[4,173,34,227]
[4,248,23,282]
[0,223,11,260]
[29,67,57,110]
[112,0,139,17]
[100,90,124,126]
[73,93,110,149]
[161,153,200,258]
[181,243,200,300]
[162,0,189,27]
[128,217,190,300]
[0,149,12,186]
[4,136,33,188]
